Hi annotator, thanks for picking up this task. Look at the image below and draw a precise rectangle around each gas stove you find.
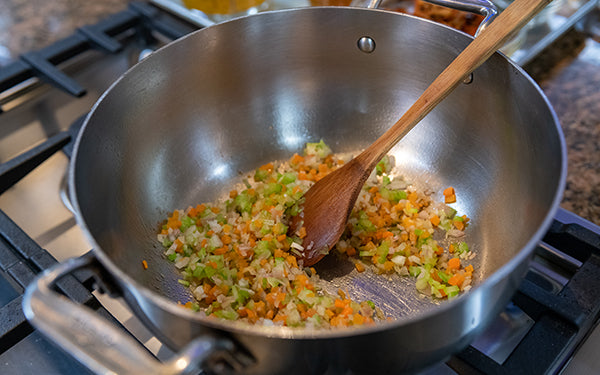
[1,2,600,374]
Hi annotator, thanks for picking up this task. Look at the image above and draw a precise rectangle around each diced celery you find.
[409,266,421,277]
[177,279,190,287]
[263,182,283,196]
[278,173,296,185]
[232,285,250,305]
[445,285,460,297]
[359,250,376,257]
[233,192,256,214]
[415,278,428,291]
[437,271,450,283]
[214,309,239,320]
[357,211,377,232]
[180,215,195,231]
[304,139,332,158]
[204,266,217,278]
[254,240,272,258]
[375,155,391,175]
[167,253,177,261]
[267,277,282,288]
[457,241,469,254]
[377,241,389,264]
[380,187,407,203]
[216,213,227,224]
[192,265,205,278]
[254,168,269,182]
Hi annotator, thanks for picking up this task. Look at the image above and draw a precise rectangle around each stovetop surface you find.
[1,2,600,374]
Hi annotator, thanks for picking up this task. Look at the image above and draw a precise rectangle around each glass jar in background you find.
[182,0,269,21]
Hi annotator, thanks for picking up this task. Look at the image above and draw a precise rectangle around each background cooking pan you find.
[23,3,565,374]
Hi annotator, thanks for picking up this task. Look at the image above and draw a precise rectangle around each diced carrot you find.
[297,227,307,238]
[274,248,286,259]
[383,261,395,272]
[213,247,228,255]
[187,206,198,217]
[448,257,461,271]
[355,262,366,272]
[449,243,455,253]
[443,186,455,196]
[142,260,148,270]
[445,194,456,204]
[174,238,184,253]
[352,314,365,325]
[210,206,220,213]
[448,273,466,287]
[222,224,232,233]
[346,247,357,257]
[430,214,440,226]
[277,234,287,242]
[453,219,465,231]
[341,306,353,316]
[298,171,310,180]
[465,264,474,273]
[408,192,418,203]
[290,153,304,165]
[221,234,232,245]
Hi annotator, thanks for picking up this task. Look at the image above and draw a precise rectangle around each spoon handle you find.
[357,0,552,168]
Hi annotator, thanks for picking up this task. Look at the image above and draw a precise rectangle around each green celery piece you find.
[254,168,269,182]
[214,309,239,320]
[278,173,296,185]
[263,182,283,196]
[180,215,195,231]
[304,139,332,158]
[233,191,256,214]
[377,241,390,264]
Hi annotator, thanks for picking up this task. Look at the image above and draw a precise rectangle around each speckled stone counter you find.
[1,0,599,225]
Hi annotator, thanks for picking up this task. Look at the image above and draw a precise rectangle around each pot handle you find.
[419,0,498,35]
[22,253,237,375]
[351,0,498,36]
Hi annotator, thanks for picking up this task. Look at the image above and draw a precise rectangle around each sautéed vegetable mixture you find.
[157,141,475,328]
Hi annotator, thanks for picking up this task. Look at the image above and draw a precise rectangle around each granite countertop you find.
[0,0,599,226]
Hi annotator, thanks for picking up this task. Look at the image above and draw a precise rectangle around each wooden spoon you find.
[291,0,552,266]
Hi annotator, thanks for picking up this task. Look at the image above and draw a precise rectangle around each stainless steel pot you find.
[23,2,566,374]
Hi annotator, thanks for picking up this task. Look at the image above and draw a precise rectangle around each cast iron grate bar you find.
[0,132,71,195]
[0,1,201,107]
[0,140,146,362]
[449,220,600,374]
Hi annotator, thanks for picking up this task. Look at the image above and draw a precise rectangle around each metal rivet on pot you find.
[357,36,376,53]
[463,73,473,84]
